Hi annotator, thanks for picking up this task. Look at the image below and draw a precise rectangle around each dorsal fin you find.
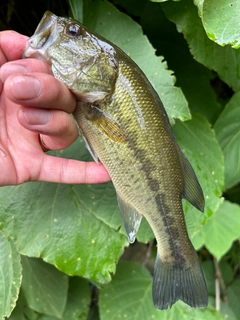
[179,149,205,212]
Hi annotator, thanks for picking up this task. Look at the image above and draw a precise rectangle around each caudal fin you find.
[152,252,208,310]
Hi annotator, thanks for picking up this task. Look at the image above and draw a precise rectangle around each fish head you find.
[23,11,118,102]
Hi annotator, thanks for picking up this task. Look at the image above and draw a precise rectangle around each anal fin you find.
[117,193,142,243]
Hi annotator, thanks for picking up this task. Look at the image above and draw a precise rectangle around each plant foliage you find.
[1,0,240,319]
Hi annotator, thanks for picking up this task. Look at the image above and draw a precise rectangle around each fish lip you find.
[22,11,58,62]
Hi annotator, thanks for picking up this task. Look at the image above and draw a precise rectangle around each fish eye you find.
[66,23,82,37]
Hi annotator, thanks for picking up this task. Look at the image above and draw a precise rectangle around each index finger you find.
[0,31,28,66]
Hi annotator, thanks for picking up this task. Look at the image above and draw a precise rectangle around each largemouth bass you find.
[23,11,208,310]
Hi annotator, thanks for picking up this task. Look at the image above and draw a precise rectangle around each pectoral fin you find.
[84,104,127,143]
[179,149,205,212]
[117,193,142,243]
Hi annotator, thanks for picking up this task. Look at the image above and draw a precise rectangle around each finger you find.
[0,59,52,82]
[18,106,78,150]
[4,73,77,113]
[0,31,28,65]
[38,156,110,184]
[0,32,28,96]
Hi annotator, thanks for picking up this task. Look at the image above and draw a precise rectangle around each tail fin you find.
[152,252,208,310]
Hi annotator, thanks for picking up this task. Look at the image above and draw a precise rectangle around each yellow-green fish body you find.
[23,12,208,310]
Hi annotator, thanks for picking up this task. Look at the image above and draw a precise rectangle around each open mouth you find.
[28,30,51,50]
[22,11,57,61]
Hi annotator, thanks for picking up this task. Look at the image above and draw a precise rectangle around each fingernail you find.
[23,108,52,125]
[0,64,28,82]
[9,75,42,100]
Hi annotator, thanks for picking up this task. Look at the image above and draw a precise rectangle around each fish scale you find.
[23,11,208,310]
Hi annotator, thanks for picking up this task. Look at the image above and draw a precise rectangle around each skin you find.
[0,31,110,186]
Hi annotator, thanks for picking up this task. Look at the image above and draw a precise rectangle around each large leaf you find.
[200,0,240,49]
[162,0,240,91]
[99,261,159,319]
[8,274,90,320]
[195,200,240,260]
[99,261,224,320]
[214,91,240,190]
[70,0,190,122]
[21,257,68,318]
[0,232,22,319]
[7,290,38,320]
[0,139,128,284]
[172,115,224,244]
[61,276,90,320]
[36,276,90,320]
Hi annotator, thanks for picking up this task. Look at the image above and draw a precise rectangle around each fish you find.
[23,11,208,310]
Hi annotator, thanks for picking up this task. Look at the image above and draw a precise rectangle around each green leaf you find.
[37,277,90,320]
[61,277,90,320]
[202,260,233,297]
[21,257,68,318]
[199,200,240,260]
[7,291,39,320]
[159,302,225,320]
[172,115,224,245]
[164,36,221,124]
[99,261,161,319]
[201,261,215,297]
[227,279,240,320]
[219,301,238,320]
[0,139,128,284]
[162,0,240,91]
[74,0,190,122]
[11,277,90,320]
[99,261,223,319]
[0,232,22,319]
[150,0,171,2]
[194,0,204,16]
[137,218,154,243]
[214,92,240,190]
[150,0,181,2]
[134,0,221,124]
[201,0,240,48]
[69,0,83,23]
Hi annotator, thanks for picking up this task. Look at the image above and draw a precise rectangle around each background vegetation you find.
[1,0,240,319]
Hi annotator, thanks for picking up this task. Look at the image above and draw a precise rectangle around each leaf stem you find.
[213,256,228,308]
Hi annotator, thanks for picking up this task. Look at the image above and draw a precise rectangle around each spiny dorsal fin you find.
[179,149,205,212]
[117,193,142,243]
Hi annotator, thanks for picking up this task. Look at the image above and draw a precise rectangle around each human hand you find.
[0,31,110,186]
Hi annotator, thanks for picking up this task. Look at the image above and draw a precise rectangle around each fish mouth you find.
[22,11,58,62]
